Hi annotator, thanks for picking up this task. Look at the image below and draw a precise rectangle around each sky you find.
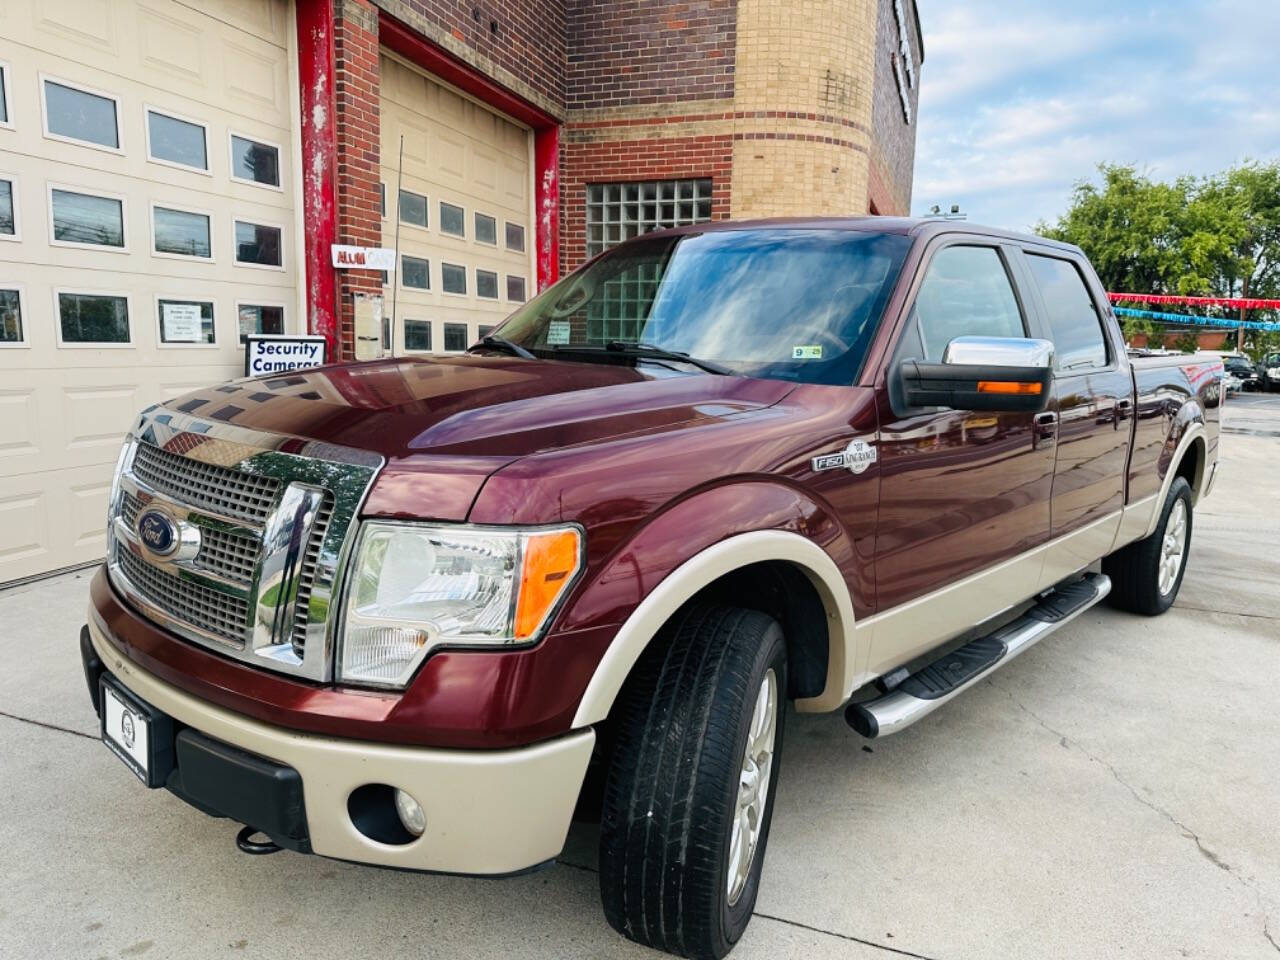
[911,0,1280,231]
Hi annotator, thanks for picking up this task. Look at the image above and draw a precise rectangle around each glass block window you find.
[237,303,284,341]
[586,179,713,256]
[440,201,465,238]
[0,289,22,343]
[443,322,468,351]
[475,212,497,245]
[59,292,129,343]
[0,179,13,236]
[230,134,280,187]
[404,319,432,351]
[158,298,214,344]
[147,111,207,170]
[507,275,527,302]
[44,80,119,149]
[505,221,525,252]
[153,206,211,258]
[441,263,467,295]
[585,258,664,344]
[233,220,282,267]
[51,188,124,248]
[399,189,427,227]
[402,256,429,289]
[476,269,499,300]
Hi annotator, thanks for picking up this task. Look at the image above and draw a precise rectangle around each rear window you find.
[1026,254,1108,371]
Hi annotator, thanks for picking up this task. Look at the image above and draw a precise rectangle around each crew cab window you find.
[1026,253,1108,370]
[913,246,1024,361]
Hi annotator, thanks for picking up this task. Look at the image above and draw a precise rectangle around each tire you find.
[1104,476,1193,615]
[598,605,787,959]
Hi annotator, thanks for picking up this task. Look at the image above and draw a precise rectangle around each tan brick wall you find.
[730,0,878,218]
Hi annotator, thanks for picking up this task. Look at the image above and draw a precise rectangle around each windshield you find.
[492,228,911,385]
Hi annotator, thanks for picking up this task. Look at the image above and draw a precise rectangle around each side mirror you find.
[898,336,1054,413]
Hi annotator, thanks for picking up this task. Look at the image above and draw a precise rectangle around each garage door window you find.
[43,78,120,151]
[505,222,525,253]
[507,275,526,302]
[475,212,497,245]
[476,270,499,300]
[50,188,125,249]
[158,298,214,345]
[443,322,468,351]
[146,110,208,172]
[0,289,22,344]
[442,263,466,295]
[0,178,15,237]
[586,179,713,256]
[404,319,431,351]
[58,291,129,344]
[234,220,282,268]
[230,134,280,188]
[402,256,429,289]
[153,206,212,259]
[0,63,10,127]
[399,190,427,228]
[237,303,284,340]
[440,202,465,238]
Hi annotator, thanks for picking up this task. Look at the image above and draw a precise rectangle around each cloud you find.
[911,0,1280,231]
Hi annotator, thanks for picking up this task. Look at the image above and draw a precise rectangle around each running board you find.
[845,573,1111,738]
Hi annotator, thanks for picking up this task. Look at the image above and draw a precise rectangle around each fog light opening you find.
[394,789,426,837]
[346,783,420,846]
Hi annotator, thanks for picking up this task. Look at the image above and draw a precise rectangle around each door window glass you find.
[147,111,207,170]
[59,292,129,343]
[44,80,119,148]
[237,304,284,341]
[475,212,497,245]
[399,190,427,227]
[442,263,467,295]
[476,269,499,299]
[913,246,1024,361]
[404,319,432,351]
[440,202,465,238]
[402,256,429,289]
[0,289,22,342]
[506,275,526,302]
[0,179,13,235]
[1026,254,1108,370]
[52,189,124,247]
[234,221,281,266]
[153,207,211,258]
[443,322,468,351]
[230,135,280,187]
[158,298,214,344]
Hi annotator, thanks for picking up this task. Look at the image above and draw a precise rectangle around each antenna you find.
[389,134,405,355]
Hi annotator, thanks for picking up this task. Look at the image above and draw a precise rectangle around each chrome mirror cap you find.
[942,336,1054,368]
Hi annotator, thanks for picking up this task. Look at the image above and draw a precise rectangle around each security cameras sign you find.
[244,334,328,377]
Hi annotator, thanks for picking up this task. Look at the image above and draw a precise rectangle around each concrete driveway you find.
[3,394,1278,960]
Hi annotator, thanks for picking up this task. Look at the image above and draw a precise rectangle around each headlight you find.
[338,522,583,688]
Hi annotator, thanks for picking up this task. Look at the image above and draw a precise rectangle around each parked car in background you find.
[1222,354,1260,393]
[81,218,1221,959]
[1259,352,1280,392]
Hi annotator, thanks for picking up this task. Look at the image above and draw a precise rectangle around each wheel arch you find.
[1144,415,1208,538]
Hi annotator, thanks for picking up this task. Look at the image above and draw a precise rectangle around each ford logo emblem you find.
[136,508,180,558]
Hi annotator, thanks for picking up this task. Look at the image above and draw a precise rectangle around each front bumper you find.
[85,617,595,875]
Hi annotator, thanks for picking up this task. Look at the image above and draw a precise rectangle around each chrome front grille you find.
[107,409,382,682]
[132,440,280,524]
[117,545,251,646]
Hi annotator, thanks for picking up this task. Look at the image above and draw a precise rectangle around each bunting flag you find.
[1113,306,1280,332]
[1108,292,1280,311]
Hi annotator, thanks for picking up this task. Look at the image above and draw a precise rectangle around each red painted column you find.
[534,124,561,292]
[295,0,339,359]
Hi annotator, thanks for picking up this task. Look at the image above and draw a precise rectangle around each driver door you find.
[869,239,1056,671]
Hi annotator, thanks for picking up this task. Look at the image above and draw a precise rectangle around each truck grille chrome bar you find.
[106,406,382,682]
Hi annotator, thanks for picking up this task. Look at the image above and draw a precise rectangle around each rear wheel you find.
[598,605,787,959]
[1104,476,1193,615]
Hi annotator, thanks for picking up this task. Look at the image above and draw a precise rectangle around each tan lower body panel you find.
[88,619,594,875]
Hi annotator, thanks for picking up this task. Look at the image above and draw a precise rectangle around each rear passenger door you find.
[1016,249,1131,585]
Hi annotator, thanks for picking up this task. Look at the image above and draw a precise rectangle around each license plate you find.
[100,676,173,787]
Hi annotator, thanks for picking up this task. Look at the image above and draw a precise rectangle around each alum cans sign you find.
[244,334,328,376]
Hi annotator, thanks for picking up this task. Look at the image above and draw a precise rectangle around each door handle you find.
[1033,411,1058,449]
[1116,398,1134,420]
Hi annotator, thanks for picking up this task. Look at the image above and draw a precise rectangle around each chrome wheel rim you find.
[727,668,778,907]
[1159,499,1188,596]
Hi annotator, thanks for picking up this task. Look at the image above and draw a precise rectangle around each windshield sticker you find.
[547,320,572,345]
[792,345,823,360]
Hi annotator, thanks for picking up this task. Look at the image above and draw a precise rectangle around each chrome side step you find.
[845,572,1111,738]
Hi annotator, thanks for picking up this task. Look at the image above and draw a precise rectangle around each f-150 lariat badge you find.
[812,438,877,475]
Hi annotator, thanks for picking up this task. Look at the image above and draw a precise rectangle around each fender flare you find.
[570,530,858,728]
[1143,418,1207,539]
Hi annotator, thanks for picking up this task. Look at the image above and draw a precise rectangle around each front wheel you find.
[598,605,787,959]
[1104,476,1193,615]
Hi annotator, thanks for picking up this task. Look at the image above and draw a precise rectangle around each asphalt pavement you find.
[2,393,1278,960]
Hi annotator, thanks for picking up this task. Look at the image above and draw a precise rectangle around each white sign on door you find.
[162,302,203,343]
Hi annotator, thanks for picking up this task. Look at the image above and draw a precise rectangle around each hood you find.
[156,355,794,520]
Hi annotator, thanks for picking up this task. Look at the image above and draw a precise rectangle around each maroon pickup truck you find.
[82,218,1220,959]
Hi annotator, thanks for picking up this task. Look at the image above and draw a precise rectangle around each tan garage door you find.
[379,52,534,357]
[0,0,299,584]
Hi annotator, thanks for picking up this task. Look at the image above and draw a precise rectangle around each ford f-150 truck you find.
[82,218,1221,959]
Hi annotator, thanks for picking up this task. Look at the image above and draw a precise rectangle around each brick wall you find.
[565,0,736,109]
[868,0,922,215]
[335,0,383,360]
[372,0,567,115]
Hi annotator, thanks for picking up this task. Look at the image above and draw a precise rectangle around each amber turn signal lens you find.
[514,528,582,639]
[976,380,1042,395]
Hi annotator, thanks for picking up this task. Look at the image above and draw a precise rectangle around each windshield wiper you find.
[469,335,536,360]
[604,341,737,377]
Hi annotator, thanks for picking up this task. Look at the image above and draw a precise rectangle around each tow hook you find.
[235,825,282,855]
